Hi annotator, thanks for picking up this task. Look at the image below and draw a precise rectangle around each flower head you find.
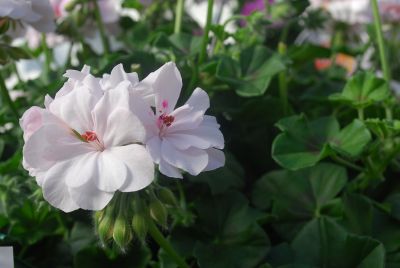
[21,65,154,212]
[131,62,225,178]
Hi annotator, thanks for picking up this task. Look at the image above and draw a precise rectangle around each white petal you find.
[159,157,183,179]
[49,84,101,133]
[146,136,162,164]
[42,161,80,212]
[102,108,146,147]
[168,105,203,132]
[94,150,128,192]
[93,81,146,145]
[65,152,99,188]
[69,182,114,211]
[23,123,92,170]
[100,64,139,90]
[185,88,210,114]
[109,145,155,192]
[204,148,225,171]
[161,140,208,176]
[153,62,182,114]
[170,122,224,150]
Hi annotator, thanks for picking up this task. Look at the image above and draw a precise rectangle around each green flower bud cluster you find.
[93,185,178,252]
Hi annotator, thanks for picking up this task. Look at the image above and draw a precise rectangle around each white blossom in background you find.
[0,0,56,32]
[131,62,225,178]
[308,0,371,24]
[21,66,154,212]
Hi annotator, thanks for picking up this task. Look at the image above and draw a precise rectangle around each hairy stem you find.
[148,220,190,268]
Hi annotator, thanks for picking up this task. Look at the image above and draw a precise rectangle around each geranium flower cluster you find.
[20,62,225,212]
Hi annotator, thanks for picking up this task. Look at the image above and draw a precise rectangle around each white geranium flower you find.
[131,62,225,178]
[21,66,154,212]
[0,0,55,32]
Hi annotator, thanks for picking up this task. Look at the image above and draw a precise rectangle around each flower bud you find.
[0,19,10,35]
[157,187,177,206]
[64,0,80,12]
[112,212,133,252]
[131,212,148,242]
[149,197,168,227]
[97,208,115,246]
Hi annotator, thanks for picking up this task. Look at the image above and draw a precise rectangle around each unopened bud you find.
[131,212,148,242]
[97,208,114,245]
[0,19,10,35]
[149,198,168,227]
[158,187,177,206]
[112,212,133,252]
[64,0,80,12]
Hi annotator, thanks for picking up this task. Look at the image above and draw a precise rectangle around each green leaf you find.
[329,72,389,108]
[252,163,347,241]
[252,163,347,217]
[216,46,286,97]
[365,118,400,139]
[329,119,372,158]
[292,217,385,268]
[272,115,339,170]
[193,191,270,268]
[272,115,371,169]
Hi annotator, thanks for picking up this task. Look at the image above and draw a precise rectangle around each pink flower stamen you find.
[81,131,98,142]
[157,114,175,137]
[81,131,104,151]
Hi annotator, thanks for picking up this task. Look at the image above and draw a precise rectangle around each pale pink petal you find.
[42,161,80,212]
[94,150,128,192]
[159,157,183,179]
[109,145,154,192]
[161,140,208,176]
[153,62,182,114]
[204,148,225,171]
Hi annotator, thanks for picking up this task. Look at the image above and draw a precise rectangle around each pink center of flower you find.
[80,131,104,151]
[81,131,98,142]
[157,114,175,137]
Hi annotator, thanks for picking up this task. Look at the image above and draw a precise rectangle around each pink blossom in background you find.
[241,0,266,16]
[21,65,154,212]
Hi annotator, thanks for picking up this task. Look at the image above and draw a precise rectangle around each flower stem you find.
[357,108,364,120]
[148,220,190,268]
[41,34,51,83]
[278,42,288,115]
[174,0,185,34]
[331,155,363,172]
[92,0,110,56]
[371,0,392,120]
[0,72,19,120]
[198,0,214,65]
